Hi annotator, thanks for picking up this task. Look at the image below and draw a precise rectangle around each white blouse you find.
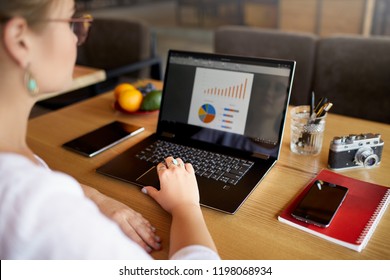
[0,153,219,260]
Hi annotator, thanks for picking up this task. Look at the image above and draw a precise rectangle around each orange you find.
[114,83,136,100]
[117,89,143,113]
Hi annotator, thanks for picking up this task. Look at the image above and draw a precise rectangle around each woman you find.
[0,0,219,260]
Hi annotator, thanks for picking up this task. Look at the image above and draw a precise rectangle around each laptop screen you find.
[158,50,295,159]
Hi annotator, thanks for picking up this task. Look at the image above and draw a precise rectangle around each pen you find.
[314,102,333,123]
[322,102,333,116]
[310,91,315,116]
[316,102,333,118]
[314,97,328,112]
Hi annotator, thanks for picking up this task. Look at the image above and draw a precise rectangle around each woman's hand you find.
[81,184,161,253]
[141,156,200,214]
[141,157,217,257]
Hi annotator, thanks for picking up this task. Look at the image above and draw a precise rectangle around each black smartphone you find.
[62,121,144,157]
[291,180,348,228]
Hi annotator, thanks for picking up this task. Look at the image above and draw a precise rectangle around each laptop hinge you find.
[251,153,270,160]
[161,132,175,138]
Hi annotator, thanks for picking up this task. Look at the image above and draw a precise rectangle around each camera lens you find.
[364,155,378,167]
[355,148,379,168]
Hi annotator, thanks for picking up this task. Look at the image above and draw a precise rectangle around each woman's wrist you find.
[80,184,105,205]
[170,203,202,217]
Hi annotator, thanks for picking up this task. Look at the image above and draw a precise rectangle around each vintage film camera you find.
[328,133,384,170]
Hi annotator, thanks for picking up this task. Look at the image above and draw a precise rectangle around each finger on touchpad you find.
[136,166,160,189]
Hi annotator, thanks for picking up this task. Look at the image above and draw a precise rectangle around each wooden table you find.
[37,65,106,101]
[27,90,390,260]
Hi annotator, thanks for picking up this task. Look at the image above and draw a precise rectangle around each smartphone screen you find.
[291,180,348,227]
[62,121,144,157]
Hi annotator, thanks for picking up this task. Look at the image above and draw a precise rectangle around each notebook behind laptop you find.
[97,50,295,214]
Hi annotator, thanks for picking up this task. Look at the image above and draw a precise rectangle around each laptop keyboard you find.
[135,140,254,185]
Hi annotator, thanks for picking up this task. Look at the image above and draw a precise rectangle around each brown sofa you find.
[215,26,390,124]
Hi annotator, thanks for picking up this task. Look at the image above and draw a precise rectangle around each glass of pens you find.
[290,99,332,155]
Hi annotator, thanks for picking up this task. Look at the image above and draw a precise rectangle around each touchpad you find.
[136,166,160,189]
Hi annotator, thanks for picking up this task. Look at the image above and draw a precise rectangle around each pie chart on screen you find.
[198,104,216,123]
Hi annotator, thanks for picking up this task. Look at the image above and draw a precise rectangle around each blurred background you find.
[30,0,390,118]
[76,0,390,69]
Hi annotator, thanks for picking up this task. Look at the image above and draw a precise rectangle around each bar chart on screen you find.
[188,68,253,135]
[204,78,248,100]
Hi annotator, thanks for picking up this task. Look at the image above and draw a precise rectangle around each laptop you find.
[97,50,296,214]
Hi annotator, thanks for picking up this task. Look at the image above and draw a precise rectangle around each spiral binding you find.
[356,189,390,244]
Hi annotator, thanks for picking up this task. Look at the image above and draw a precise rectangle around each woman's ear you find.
[2,17,31,68]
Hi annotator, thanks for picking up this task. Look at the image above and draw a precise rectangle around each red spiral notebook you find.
[278,169,390,252]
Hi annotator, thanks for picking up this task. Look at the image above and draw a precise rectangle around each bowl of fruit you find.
[113,82,162,114]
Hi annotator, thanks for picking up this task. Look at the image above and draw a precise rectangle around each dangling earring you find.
[24,64,39,96]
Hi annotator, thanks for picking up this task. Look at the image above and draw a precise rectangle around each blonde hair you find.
[0,0,55,26]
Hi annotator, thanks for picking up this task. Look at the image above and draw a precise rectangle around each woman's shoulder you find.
[0,152,46,170]
[0,152,151,259]
[0,152,82,197]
